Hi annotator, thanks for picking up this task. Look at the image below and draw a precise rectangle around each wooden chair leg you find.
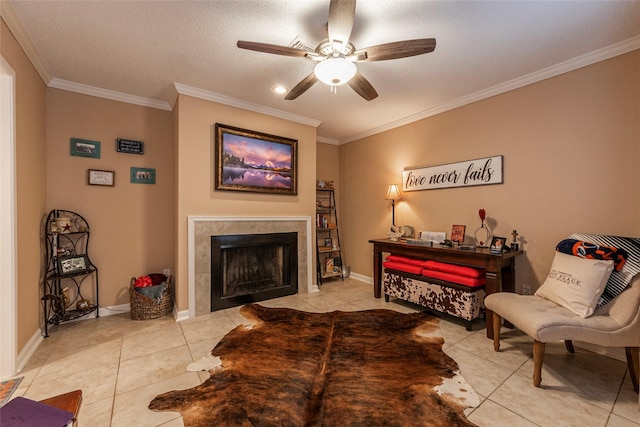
[564,340,575,353]
[533,340,545,387]
[625,347,639,393]
[492,313,502,352]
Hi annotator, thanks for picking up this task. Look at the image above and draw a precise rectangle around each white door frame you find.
[0,55,17,379]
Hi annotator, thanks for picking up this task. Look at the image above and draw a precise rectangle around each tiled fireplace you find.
[188,216,315,317]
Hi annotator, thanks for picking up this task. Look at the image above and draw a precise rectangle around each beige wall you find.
[46,89,174,308]
[174,94,317,311]
[2,19,47,353]
[340,50,640,292]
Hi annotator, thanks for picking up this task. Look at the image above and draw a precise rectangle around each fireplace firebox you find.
[211,232,298,311]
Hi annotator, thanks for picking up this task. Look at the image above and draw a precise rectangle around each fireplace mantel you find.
[187,216,316,318]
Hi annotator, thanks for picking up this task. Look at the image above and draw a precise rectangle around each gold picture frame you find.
[214,124,297,195]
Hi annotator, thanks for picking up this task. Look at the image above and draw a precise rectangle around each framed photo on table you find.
[451,225,466,244]
[490,236,507,254]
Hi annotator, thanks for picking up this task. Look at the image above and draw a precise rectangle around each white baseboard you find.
[98,303,130,317]
[175,309,190,322]
[349,272,372,284]
[13,328,43,378]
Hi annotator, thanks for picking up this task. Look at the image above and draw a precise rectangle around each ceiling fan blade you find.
[348,72,378,101]
[328,0,356,45]
[237,41,310,58]
[354,38,436,62]
[285,73,319,100]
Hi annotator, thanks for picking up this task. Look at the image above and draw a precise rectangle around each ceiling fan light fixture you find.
[314,57,357,86]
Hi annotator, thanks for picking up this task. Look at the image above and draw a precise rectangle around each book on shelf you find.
[325,257,334,273]
[0,396,75,427]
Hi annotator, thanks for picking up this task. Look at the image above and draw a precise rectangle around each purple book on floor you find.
[0,396,74,426]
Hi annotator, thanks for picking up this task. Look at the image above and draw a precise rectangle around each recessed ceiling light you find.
[271,85,288,95]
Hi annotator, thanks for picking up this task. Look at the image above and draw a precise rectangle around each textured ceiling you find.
[4,1,640,143]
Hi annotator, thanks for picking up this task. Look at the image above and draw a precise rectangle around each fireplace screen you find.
[211,232,298,311]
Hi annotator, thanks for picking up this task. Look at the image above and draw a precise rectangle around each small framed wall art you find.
[116,138,144,154]
[130,167,156,184]
[88,169,115,186]
[70,138,101,159]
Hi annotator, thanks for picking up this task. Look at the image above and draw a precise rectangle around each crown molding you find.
[316,136,340,145]
[342,36,640,144]
[48,78,172,111]
[173,83,321,128]
[0,2,51,84]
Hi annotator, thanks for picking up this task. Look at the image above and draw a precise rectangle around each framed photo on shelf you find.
[88,169,115,186]
[214,123,297,195]
[490,236,507,254]
[324,238,333,248]
[57,254,89,276]
[451,224,466,243]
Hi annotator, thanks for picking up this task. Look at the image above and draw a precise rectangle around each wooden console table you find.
[369,238,523,339]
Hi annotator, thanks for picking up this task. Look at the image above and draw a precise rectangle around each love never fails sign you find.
[402,155,503,191]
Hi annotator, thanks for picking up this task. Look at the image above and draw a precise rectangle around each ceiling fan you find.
[237,0,436,101]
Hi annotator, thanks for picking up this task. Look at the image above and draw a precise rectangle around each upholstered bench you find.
[383,256,486,330]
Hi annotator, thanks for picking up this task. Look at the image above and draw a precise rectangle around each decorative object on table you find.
[402,225,415,238]
[0,376,23,407]
[87,169,115,186]
[70,137,100,159]
[384,184,402,226]
[510,229,519,251]
[402,155,503,192]
[451,224,466,244]
[116,138,144,154]
[388,225,404,241]
[130,167,156,184]
[490,236,507,254]
[215,123,297,195]
[419,231,447,245]
[440,239,453,247]
[317,180,326,188]
[149,304,479,426]
[474,208,492,248]
[129,273,173,320]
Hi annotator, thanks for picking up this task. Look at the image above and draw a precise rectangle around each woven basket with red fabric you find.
[129,274,173,320]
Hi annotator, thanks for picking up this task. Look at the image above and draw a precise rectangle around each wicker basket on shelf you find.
[129,275,173,320]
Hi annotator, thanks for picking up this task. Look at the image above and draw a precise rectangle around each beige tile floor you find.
[9,278,639,426]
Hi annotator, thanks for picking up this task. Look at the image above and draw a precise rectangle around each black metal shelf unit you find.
[316,188,344,286]
[42,209,99,337]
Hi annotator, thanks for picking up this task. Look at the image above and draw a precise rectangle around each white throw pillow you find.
[534,251,614,318]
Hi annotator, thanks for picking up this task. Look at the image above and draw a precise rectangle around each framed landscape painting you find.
[214,124,297,195]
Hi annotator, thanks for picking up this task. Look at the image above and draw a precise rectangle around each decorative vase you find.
[474,209,491,247]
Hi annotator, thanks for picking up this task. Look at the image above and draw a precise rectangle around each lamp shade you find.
[385,184,402,201]
[314,58,357,86]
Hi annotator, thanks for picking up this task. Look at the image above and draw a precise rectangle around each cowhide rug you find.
[149,304,479,426]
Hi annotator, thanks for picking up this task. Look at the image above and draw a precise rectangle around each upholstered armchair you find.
[485,274,640,393]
